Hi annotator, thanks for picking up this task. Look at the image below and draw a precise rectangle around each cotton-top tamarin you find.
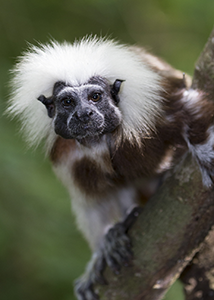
[7,37,214,300]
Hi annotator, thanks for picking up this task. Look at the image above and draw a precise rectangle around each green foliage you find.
[0,0,213,299]
[164,280,184,300]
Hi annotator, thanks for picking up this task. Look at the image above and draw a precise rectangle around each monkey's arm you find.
[74,207,142,300]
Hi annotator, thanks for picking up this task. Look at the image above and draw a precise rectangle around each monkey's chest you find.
[71,140,177,197]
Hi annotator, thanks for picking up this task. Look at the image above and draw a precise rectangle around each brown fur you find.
[50,137,76,163]
[72,157,115,196]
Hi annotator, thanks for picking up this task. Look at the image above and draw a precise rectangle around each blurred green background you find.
[0,0,214,299]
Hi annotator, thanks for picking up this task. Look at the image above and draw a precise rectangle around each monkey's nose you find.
[74,108,94,123]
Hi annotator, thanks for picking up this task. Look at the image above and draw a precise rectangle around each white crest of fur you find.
[7,36,162,149]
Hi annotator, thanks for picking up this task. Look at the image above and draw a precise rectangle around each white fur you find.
[7,36,162,149]
[70,186,137,250]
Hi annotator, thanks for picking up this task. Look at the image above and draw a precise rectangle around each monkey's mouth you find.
[73,125,105,139]
[54,120,105,140]
[69,116,105,138]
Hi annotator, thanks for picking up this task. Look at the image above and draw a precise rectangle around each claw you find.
[75,279,99,300]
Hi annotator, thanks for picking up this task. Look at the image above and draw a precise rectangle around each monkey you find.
[7,36,214,300]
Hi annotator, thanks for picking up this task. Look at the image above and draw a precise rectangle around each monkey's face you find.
[38,77,123,141]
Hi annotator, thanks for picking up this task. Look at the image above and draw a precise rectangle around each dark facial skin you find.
[38,77,123,143]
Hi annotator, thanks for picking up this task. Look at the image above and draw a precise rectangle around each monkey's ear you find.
[110,79,124,105]
[53,81,67,96]
[38,95,55,118]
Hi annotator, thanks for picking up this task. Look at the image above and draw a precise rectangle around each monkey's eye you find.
[61,98,73,107]
[89,93,102,102]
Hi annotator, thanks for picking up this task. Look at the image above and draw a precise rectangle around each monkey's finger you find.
[86,286,100,300]
[105,254,122,274]
[93,257,108,285]
[75,280,99,300]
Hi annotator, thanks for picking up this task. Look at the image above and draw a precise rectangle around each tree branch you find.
[95,27,214,300]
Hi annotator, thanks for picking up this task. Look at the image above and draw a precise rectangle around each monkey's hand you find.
[74,207,143,300]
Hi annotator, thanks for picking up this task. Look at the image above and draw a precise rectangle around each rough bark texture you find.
[181,227,214,300]
[94,27,214,300]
